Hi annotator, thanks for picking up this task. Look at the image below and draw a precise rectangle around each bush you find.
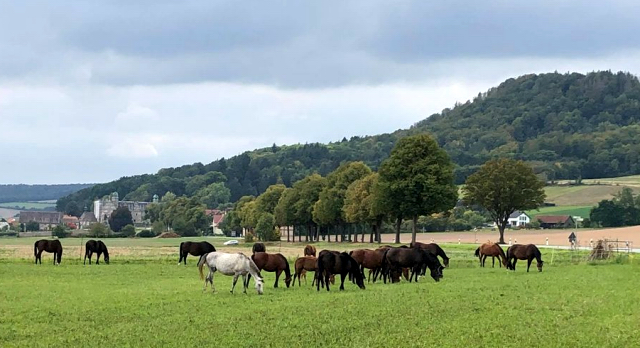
[89,223,110,238]
[0,231,18,237]
[152,221,164,235]
[244,230,255,243]
[121,224,136,237]
[137,230,156,238]
[449,219,473,231]
[52,225,69,238]
[25,221,40,232]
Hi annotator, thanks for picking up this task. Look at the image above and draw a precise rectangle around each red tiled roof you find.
[536,215,571,224]
[213,213,225,225]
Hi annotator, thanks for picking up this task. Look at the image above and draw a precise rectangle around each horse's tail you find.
[34,242,38,257]
[505,246,512,269]
[277,254,291,279]
[197,252,209,280]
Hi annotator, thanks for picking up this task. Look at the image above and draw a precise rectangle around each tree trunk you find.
[411,215,418,244]
[498,222,506,244]
[287,225,290,242]
[298,225,301,242]
[376,218,382,244]
[370,224,374,243]
[362,224,366,243]
[395,217,402,244]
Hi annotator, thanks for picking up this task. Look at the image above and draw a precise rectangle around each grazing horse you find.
[349,248,387,283]
[252,242,266,254]
[475,242,507,268]
[316,250,365,291]
[198,252,264,294]
[84,240,110,265]
[410,242,450,267]
[34,239,62,265]
[382,247,443,283]
[292,256,334,286]
[506,244,544,272]
[178,241,216,265]
[304,245,316,257]
[250,252,292,288]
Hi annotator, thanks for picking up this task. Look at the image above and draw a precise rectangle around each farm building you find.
[508,211,531,227]
[536,215,575,229]
[206,209,228,235]
[18,211,63,230]
[79,211,98,229]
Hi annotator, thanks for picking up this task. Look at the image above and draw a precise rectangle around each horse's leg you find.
[527,258,532,272]
[242,274,248,294]
[492,256,495,268]
[231,274,240,294]
[512,259,517,271]
[274,269,281,288]
[96,252,101,265]
[481,255,486,267]
[339,274,346,291]
[325,273,331,292]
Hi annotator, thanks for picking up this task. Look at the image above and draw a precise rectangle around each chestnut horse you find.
[304,245,316,257]
[475,242,507,268]
[34,239,62,265]
[349,248,387,283]
[250,252,292,288]
[506,244,544,272]
[178,241,216,265]
[410,242,450,267]
[292,256,334,286]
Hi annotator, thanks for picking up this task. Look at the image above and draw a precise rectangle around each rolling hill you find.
[57,71,640,211]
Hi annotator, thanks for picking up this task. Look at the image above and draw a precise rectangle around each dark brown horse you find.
[250,252,292,288]
[84,240,110,265]
[34,239,62,265]
[304,245,316,257]
[382,247,443,283]
[178,241,216,265]
[506,244,544,272]
[410,242,450,267]
[292,256,334,286]
[475,242,507,268]
[252,242,266,254]
[349,248,387,283]
[316,250,365,291]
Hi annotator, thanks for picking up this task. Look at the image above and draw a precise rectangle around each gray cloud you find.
[2,1,640,87]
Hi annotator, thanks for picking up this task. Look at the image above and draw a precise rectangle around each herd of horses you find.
[31,238,544,295]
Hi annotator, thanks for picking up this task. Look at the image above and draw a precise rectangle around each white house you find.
[508,211,530,227]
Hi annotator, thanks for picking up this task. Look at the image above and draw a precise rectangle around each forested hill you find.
[57,70,640,212]
[0,184,94,203]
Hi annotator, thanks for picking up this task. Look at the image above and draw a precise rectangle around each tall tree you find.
[378,134,458,244]
[462,158,546,244]
[343,173,386,243]
[109,206,134,232]
[64,201,82,217]
[274,188,298,242]
[292,174,325,242]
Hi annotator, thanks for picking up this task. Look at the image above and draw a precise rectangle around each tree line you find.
[220,135,546,245]
[0,184,93,204]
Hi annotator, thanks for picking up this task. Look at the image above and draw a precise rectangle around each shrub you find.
[52,225,69,238]
[244,230,255,243]
[121,224,136,237]
[152,221,164,235]
[25,221,40,232]
[89,223,110,238]
[137,230,156,238]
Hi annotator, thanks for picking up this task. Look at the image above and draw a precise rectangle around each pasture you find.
[1,238,639,348]
[0,201,56,210]
[525,205,592,219]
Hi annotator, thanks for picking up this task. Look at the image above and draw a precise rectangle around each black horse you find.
[84,240,110,265]
[382,247,443,283]
[315,250,365,292]
[252,242,266,254]
[178,241,216,265]
[34,239,63,265]
[506,244,544,272]
[410,242,450,267]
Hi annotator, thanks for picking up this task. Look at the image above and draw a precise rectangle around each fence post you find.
[590,239,593,248]
[546,237,549,246]
[458,238,461,245]
[508,238,512,246]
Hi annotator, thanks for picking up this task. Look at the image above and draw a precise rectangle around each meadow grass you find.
[1,241,639,348]
[525,205,592,219]
[0,201,56,210]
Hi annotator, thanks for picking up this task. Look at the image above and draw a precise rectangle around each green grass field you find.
[526,205,592,219]
[0,201,56,210]
[1,238,639,347]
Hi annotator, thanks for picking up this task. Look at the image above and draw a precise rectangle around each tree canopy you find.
[462,158,546,244]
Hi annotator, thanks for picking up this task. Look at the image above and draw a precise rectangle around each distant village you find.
[0,192,228,236]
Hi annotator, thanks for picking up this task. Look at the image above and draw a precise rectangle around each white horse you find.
[197,252,264,295]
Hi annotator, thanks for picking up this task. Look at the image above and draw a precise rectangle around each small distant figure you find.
[568,231,577,250]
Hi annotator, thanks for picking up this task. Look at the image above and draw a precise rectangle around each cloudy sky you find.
[2,1,640,184]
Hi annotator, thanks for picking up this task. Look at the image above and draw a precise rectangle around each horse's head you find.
[537,260,544,272]
[104,254,110,264]
[255,277,264,295]
[284,274,292,288]
[430,265,444,282]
